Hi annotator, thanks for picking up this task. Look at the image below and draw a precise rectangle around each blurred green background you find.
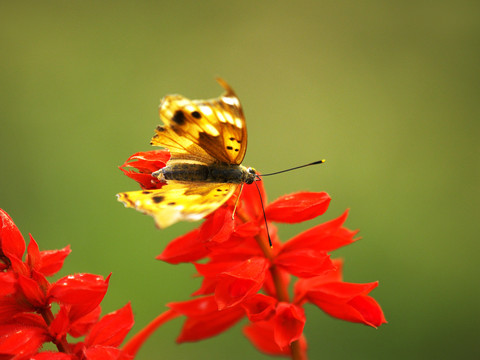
[1,1,479,359]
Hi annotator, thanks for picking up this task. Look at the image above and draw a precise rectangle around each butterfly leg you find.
[231,183,244,220]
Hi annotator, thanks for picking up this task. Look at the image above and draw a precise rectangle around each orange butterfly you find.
[117,79,256,228]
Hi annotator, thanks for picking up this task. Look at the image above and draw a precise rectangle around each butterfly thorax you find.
[153,163,256,184]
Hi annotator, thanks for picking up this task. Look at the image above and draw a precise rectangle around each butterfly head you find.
[245,167,258,184]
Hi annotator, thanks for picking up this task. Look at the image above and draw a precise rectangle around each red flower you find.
[294,260,387,328]
[0,209,135,359]
[215,257,269,309]
[150,178,385,357]
[119,150,170,190]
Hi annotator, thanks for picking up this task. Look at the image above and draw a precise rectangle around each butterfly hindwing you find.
[117,182,238,228]
[153,78,247,165]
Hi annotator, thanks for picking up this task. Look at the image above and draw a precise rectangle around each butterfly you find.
[117,78,256,228]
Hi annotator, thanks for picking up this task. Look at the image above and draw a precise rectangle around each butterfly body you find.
[117,78,255,229]
[153,163,256,184]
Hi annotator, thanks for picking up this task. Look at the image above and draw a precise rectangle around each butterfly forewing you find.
[157,78,247,165]
[151,124,215,163]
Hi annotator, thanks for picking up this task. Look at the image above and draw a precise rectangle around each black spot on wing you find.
[191,111,201,119]
[152,195,165,203]
[172,110,186,125]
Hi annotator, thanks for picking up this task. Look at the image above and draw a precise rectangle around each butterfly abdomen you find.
[154,163,255,184]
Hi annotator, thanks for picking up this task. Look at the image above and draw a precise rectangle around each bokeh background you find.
[1,1,479,359]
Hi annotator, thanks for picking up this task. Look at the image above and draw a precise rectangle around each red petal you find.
[215,257,269,309]
[49,273,110,321]
[168,295,219,317]
[0,298,30,322]
[265,192,331,223]
[84,345,132,360]
[26,234,41,270]
[31,352,74,360]
[85,303,134,347]
[274,248,335,278]
[119,150,170,190]
[241,294,276,322]
[305,281,386,327]
[37,246,71,276]
[69,305,102,337]
[293,259,344,303]
[273,303,305,348]
[156,228,208,264]
[0,272,16,296]
[17,274,47,308]
[49,305,69,341]
[8,255,29,276]
[232,221,261,238]
[236,181,267,220]
[243,321,287,356]
[195,260,239,278]
[120,168,166,190]
[176,308,244,343]
[243,320,308,357]
[0,209,26,260]
[308,280,378,300]
[198,207,235,248]
[284,210,357,253]
[169,296,244,343]
[120,150,170,173]
[0,324,48,358]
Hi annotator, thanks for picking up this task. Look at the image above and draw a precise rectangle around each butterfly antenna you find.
[231,183,244,220]
[254,180,273,248]
[259,159,326,177]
